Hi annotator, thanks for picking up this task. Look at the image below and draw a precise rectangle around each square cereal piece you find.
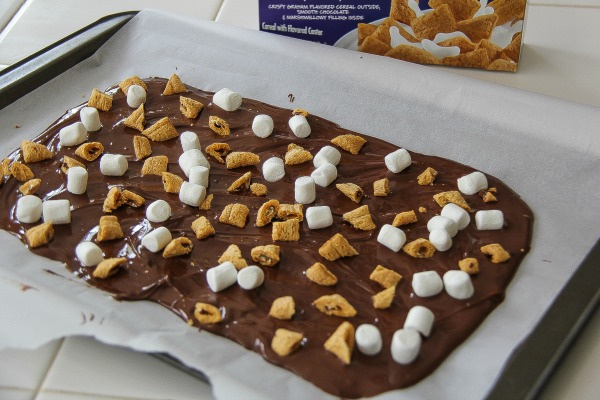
[141,155,169,176]
[142,117,179,142]
[250,183,267,196]
[429,0,480,22]
[373,178,389,197]
[271,328,303,357]
[292,108,309,117]
[97,215,124,242]
[330,134,367,155]
[385,45,441,65]
[225,152,260,169]
[277,203,303,221]
[124,104,145,132]
[438,35,476,53]
[319,233,358,261]
[272,219,300,241]
[269,296,295,320]
[357,23,377,46]
[284,143,313,166]
[88,88,113,111]
[313,294,356,317]
[60,156,85,174]
[491,0,526,26]
[323,321,354,365]
[442,48,490,69]
[390,0,417,25]
[93,257,126,279]
[162,172,183,193]
[256,199,280,227]
[342,205,376,230]
[191,216,215,239]
[372,286,396,309]
[180,96,204,119]
[392,210,418,227]
[358,35,391,56]
[456,13,498,43]
[488,58,518,72]
[2,157,11,176]
[200,193,213,211]
[417,167,437,185]
[25,222,54,248]
[19,178,41,195]
[251,244,280,267]
[75,142,104,162]
[481,243,511,263]
[163,73,187,95]
[21,141,53,163]
[458,257,479,274]
[133,135,152,160]
[369,265,402,289]
[219,203,249,228]
[218,244,248,270]
[336,183,364,203]
[410,4,456,41]
[403,238,436,258]
[305,262,337,286]
[119,76,147,94]
[433,190,471,211]
[10,162,34,182]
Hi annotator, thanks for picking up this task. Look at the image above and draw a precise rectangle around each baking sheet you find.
[0,9,599,400]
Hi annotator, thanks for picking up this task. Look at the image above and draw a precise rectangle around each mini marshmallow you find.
[126,84,146,108]
[75,242,104,267]
[178,149,209,177]
[141,226,172,253]
[311,162,337,187]
[426,215,458,237]
[313,146,341,168]
[100,154,128,176]
[206,261,238,292]
[16,195,43,224]
[213,88,242,111]
[443,270,475,300]
[189,165,209,187]
[145,199,172,223]
[391,329,421,364]
[262,157,285,182]
[295,176,316,204]
[237,265,265,290]
[42,199,71,224]
[80,107,101,132]
[440,203,470,230]
[377,224,406,252]
[475,210,504,230]
[67,166,88,195]
[412,270,443,297]
[179,181,206,207]
[306,206,333,229]
[384,149,411,173]
[404,305,435,337]
[457,171,488,195]
[355,324,382,356]
[59,122,87,146]
[252,114,274,138]
[180,131,201,152]
[289,114,311,138]
[429,229,452,252]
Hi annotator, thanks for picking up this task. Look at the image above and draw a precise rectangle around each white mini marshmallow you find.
[412,270,443,297]
[99,154,128,177]
[16,195,43,224]
[457,171,488,195]
[179,181,206,207]
[206,261,238,292]
[145,200,172,223]
[391,329,421,364]
[213,88,242,111]
[126,84,146,108]
[180,131,201,152]
[75,242,104,267]
[377,224,406,252]
[404,305,435,337]
[313,146,341,168]
[67,166,88,195]
[475,210,504,230]
[141,226,172,253]
[42,199,71,224]
[440,203,470,230]
[384,148,411,173]
[252,114,274,138]
[429,229,452,252]
[178,149,209,177]
[427,215,458,237]
[79,107,101,132]
[306,206,333,229]
[289,114,311,138]
[59,122,87,146]
[443,270,474,300]
[294,176,316,204]
[262,157,285,182]
[355,324,382,356]
[237,265,265,290]
[311,162,337,187]
[189,166,209,187]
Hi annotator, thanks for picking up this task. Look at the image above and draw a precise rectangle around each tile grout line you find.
[32,338,66,400]
[0,0,33,45]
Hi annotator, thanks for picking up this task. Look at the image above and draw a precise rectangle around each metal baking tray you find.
[1,12,599,399]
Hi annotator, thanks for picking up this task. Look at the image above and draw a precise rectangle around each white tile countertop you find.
[1,1,599,399]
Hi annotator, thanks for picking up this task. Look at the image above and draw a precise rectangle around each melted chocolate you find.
[0,78,533,398]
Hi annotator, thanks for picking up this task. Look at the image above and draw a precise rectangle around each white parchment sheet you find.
[1,9,599,400]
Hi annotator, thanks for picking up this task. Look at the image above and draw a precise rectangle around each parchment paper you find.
[1,9,599,400]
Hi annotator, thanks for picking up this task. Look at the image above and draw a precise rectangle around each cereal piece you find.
[19,178,41,195]
[163,73,186,95]
[372,286,396,309]
[456,14,498,43]
[199,193,213,211]
[429,0,479,22]
[219,203,249,228]
[133,136,152,160]
[331,134,367,155]
[336,183,364,203]
[163,237,194,258]
[225,152,260,169]
[208,116,230,137]
[74,141,104,161]
[25,222,53,248]
[292,108,309,117]
[284,143,313,165]
[313,294,357,317]
[390,0,417,24]
[487,58,518,72]
[271,328,304,357]
[97,215,124,242]
[141,155,169,176]
[269,296,295,320]
[119,76,147,94]
[403,238,436,258]
[491,0,526,26]
[417,167,437,185]
[93,257,126,279]
[88,88,112,111]
[122,190,145,207]
[103,186,122,212]
[250,183,267,196]
[443,48,490,68]
[481,243,511,263]
[433,190,472,211]
[438,35,476,53]
[2,158,11,176]
[194,302,222,324]
[272,219,300,241]
[370,265,402,289]
[180,96,204,118]
[306,262,337,286]
[256,199,280,227]
[61,156,85,175]
[357,23,377,46]
[162,172,183,193]
[476,39,504,62]
[410,4,457,41]
[480,189,498,202]
[251,244,280,267]
[206,142,231,164]
[319,233,359,261]
[227,171,252,194]
[373,17,418,44]
[458,257,479,274]
[124,104,145,132]
[21,141,53,163]
[142,117,179,142]
[218,244,248,270]
[373,178,389,197]
[277,203,304,221]
[343,205,376,230]
[503,32,522,62]
[324,321,355,365]
[9,162,34,182]
[392,210,418,227]
[359,35,392,56]
[385,45,441,65]
[191,216,215,239]
[419,206,427,213]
